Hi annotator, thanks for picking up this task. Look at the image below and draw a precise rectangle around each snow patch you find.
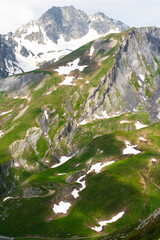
[108,28,120,33]
[135,121,148,129]
[93,111,109,120]
[157,112,160,120]
[139,74,145,81]
[0,130,4,138]
[71,175,86,199]
[44,110,49,120]
[77,119,87,126]
[151,158,157,162]
[14,162,19,167]
[87,161,115,174]
[0,110,12,116]
[3,196,13,202]
[14,96,31,102]
[89,46,94,57]
[91,211,125,232]
[53,201,71,214]
[120,120,130,124]
[89,15,105,22]
[60,76,76,86]
[51,155,74,168]
[139,137,147,142]
[55,58,87,75]
[138,80,142,86]
[94,111,121,120]
[123,141,141,155]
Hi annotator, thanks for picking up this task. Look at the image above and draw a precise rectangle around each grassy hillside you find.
[0,29,160,239]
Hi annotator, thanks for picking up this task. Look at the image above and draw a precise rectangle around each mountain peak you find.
[0,5,129,78]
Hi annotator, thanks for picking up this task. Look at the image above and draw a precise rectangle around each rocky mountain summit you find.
[0,5,129,78]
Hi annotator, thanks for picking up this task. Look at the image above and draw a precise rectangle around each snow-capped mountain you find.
[0,5,129,78]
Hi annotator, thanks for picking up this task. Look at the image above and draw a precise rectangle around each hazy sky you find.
[0,0,160,34]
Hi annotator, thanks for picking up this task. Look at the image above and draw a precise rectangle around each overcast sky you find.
[0,0,159,34]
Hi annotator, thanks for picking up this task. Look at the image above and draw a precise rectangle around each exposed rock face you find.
[38,6,89,42]
[137,208,160,230]
[89,12,127,34]
[0,34,19,78]
[0,71,46,96]
[79,27,160,123]
[0,160,15,197]
[0,5,129,77]
[9,127,42,170]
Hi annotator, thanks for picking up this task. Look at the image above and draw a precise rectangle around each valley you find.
[0,7,159,240]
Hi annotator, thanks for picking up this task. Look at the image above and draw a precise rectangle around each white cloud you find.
[0,1,35,34]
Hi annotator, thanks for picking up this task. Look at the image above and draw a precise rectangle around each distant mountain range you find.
[0,5,129,78]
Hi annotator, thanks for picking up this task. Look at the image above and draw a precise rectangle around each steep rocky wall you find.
[79,27,160,123]
[0,160,15,197]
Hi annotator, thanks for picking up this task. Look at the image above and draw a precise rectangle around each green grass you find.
[0,127,160,238]
[128,72,141,91]
[145,87,152,98]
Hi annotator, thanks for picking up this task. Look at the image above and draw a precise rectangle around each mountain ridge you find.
[0,5,129,78]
